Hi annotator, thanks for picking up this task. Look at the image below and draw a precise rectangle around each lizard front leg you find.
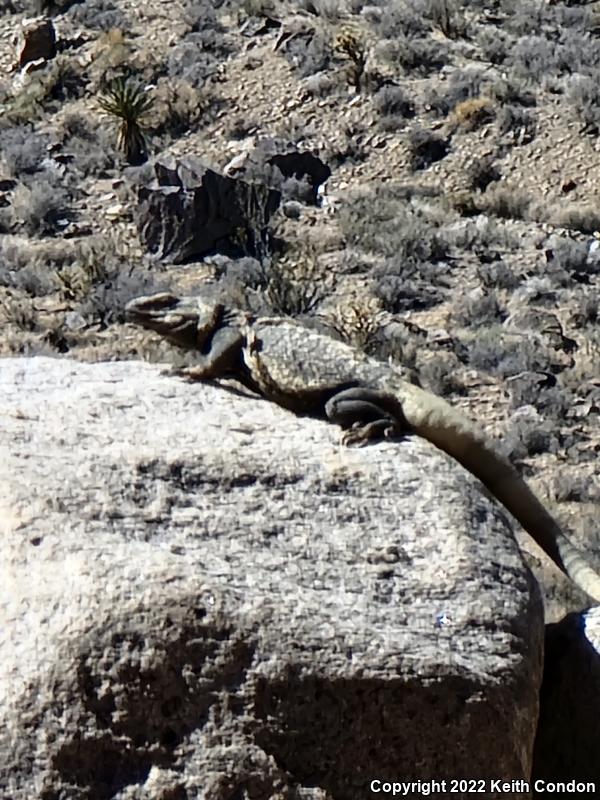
[325,387,408,446]
[176,327,246,381]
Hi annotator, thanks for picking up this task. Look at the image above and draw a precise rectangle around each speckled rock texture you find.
[0,357,544,799]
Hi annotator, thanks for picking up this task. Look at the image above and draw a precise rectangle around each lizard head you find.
[125,293,224,351]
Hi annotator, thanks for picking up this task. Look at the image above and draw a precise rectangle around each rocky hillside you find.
[1,0,599,606]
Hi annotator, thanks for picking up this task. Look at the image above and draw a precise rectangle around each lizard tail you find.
[484,468,600,604]
[551,536,600,605]
[401,387,600,604]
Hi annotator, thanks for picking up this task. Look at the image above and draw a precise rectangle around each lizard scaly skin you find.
[126,292,600,603]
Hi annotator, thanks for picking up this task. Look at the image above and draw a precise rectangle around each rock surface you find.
[0,356,544,799]
[17,15,56,69]
[223,140,331,205]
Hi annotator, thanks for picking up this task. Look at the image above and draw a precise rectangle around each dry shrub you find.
[452,97,495,130]
[549,203,600,235]
[478,184,531,220]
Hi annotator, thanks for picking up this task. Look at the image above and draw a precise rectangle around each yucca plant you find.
[98,77,154,165]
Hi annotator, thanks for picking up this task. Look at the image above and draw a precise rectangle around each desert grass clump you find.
[260,243,335,317]
[496,104,536,145]
[98,77,154,164]
[11,179,71,237]
[373,84,414,115]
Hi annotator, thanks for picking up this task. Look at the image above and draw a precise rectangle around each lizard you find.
[125,291,600,604]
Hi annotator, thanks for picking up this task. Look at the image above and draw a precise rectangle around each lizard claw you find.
[341,420,400,447]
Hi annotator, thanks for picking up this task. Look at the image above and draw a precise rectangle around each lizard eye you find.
[142,293,180,310]
[126,293,180,315]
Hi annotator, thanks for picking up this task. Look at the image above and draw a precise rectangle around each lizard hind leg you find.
[325,387,406,446]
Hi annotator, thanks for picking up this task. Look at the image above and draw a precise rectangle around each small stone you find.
[105,203,124,218]
[282,200,302,219]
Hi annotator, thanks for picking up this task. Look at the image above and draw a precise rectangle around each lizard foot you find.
[171,366,214,382]
[341,419,401,447]
[326,387,406,445]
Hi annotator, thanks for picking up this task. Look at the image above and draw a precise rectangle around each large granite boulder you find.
[0,356,546,799]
